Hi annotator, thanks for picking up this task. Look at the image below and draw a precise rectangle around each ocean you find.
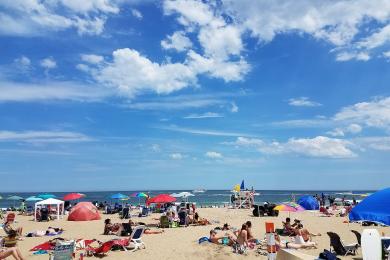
[0,190,374,209]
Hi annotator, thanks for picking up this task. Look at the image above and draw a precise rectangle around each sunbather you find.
[4,216,23,236]
[193,213,210,225]
[282,218,295,235]
[245,221,258,243]
[209,230,235,246]
[0,246,25,260]
[103,219,123,235]
[237,224,249,248]
[294,224,320,242]
[26,227,64,237]
[275,234,317,249]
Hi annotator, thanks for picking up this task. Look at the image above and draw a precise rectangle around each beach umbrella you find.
[109,193,128,200]
[148,194,176,204]
[349,187,390,226]
[63,193,85,201]
[25,196,43,202]
[7,195,24,201]
[274,202,305,217]
[130,192,148,205]
[37,194,56,199]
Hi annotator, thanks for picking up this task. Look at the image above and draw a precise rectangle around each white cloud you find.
[170,153,183,160]
[158,125,256,137]
[327,124,362,137]
[270,119,333,129]
[355,136,390,151]
[151,144,161,152]
[0,130,91,143]
[334,97,390,130]
[230,102,239,113]
[14,55,31,67]
[81,54,104,64]
[205,151,223,159]
[0,0,119,36]
[288,97,322,107]
[131,8,143,20]
[384,51,390,59]
[0,81,108,102]
[161,31,192,52]
[40,57,57,69]
[231,136,356,158]
[183,112,223,119]
[335,51,370,62]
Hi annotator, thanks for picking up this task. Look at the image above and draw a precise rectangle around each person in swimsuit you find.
[294,223,321,242]
[275,234,317,249]
[209,230,235,246]
[0,247,25,260]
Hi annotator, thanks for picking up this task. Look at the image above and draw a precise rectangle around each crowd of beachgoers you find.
[0,192,389,260]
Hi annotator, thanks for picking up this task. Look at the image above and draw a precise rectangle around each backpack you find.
[319,249,340,260]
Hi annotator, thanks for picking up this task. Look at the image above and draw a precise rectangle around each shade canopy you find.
[7,195,23,200]
[26,196,43,202]
[171,192,194,198]
[131,192,148,198]
[297,195,319,210]
[349,187,390,226]
[68,202,100,221]
[148,194,176,203]
[35,198,65,221]
[274,202,305,212]
[63,193,85,201]
[110,193,129,200]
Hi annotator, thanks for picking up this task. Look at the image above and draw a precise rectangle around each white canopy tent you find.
[34,198,65,221]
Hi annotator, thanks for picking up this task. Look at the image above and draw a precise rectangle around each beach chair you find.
[159,215,170,228]
[178,211,187,226]
[114,225,146,252]
[50,240,75,260]
[120,223,133,236]
[327,232,358,256]
[350,230,361,247]
[86,240,114,257]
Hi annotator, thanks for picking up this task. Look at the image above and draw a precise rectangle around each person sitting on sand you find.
[274,234,317,249]
[294,224,320,242]
[0,246,25,260]
[237,224,249,248]
[209,230,235,246]
[245,221,258,243]
[103,219,122,235]
[193,212,210,226]
[282,218,294,235]
[4,230,20,248]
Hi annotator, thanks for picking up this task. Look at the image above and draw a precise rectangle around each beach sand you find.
[2,208,389,259]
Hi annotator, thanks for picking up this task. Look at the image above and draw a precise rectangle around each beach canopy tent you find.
[349,187,390,226]
[34,198,64,221]
[63,193,85,201]
[148,194,176,204]
[68,202,100,221]
[297,195,319,210]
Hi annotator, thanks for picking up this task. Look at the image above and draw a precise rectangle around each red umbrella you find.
[148,194,176,204]
[63,193,85,201]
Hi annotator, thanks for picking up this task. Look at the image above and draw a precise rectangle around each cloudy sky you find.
[1,0,390,191]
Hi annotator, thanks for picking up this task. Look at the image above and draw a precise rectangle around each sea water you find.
[0,190,374,209]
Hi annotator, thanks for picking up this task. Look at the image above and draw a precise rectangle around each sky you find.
[1,0,390,192]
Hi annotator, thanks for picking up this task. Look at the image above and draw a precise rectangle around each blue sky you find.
[1,0,390,191]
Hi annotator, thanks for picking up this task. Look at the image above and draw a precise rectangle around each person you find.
[294,224,320,242]
[282,217,294,235]
[103,219,122,235]
[3,230,19,248]
[193,212,210,225]
[274,234,317,249]
[4,216,23,236]
[339,207,347,217]
[236,224,249,248]
[209,230,235,246]
[0,246,25,260]
[245,221,257,243]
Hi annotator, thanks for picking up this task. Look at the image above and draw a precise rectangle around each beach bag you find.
[319,249,340,260]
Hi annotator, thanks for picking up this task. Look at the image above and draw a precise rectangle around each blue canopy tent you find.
[297,195,319,210]
[349,187,390,226]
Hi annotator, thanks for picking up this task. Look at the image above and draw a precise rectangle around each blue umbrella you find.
[297,195,319,210]
[110,193,128,200]
[37,194,56,199]
[25,196,43,202]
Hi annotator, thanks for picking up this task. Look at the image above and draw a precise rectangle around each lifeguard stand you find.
[231,190,255,209]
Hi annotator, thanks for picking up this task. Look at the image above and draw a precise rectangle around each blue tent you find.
[349,187,390,226]
[297,195,319,210]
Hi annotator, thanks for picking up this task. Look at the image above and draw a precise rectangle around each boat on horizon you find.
[193,189,206,193]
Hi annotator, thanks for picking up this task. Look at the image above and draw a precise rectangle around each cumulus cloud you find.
[231,136,356,158]
[334,97,390,130]
[131,8,143,20]
[161,31,192,52]
[230,102,239,113]
[288,97,322,107]
[40,57,57,70]
[81,54,104,64]
[170,153,183,160]
[205,151,223,159]
[14,56,31,67]
[0,0,119,36]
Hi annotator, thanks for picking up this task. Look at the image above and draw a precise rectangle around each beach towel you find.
[30,241,55,251]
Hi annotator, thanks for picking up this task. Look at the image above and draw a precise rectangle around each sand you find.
[2,208,389,259]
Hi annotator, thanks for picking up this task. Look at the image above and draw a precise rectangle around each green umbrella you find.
[8,195,23,200]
